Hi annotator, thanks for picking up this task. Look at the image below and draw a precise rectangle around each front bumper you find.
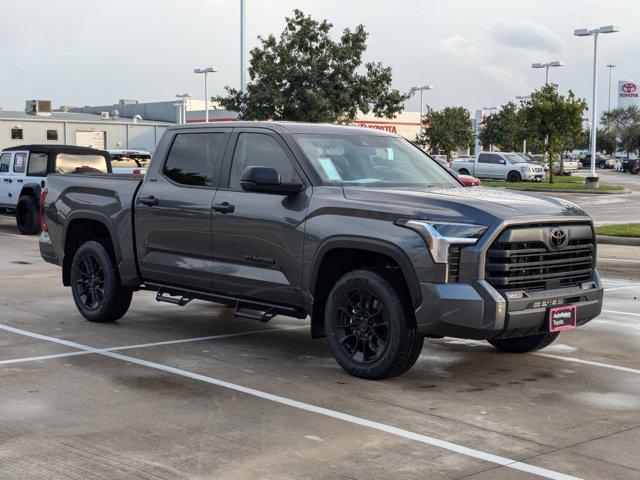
[414,269,603,339]
[522,171,546,182]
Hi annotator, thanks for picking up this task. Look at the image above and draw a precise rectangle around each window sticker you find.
[387,147,394,160]
[317,157,342,181]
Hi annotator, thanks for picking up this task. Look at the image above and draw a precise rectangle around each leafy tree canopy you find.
[214,10,410,122]
[478,101,524,152]
[416,106,474,160]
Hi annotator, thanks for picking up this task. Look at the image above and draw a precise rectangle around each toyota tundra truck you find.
[39,122,604,379]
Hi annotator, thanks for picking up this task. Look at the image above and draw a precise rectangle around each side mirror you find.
[240,166,304,195]
[499,159,507,165]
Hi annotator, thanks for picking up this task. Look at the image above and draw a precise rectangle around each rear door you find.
[475,153,494,178]
[134,129,230,289]
[211,129,310,305]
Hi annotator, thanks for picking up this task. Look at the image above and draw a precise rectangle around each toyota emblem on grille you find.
[549,228,568,249]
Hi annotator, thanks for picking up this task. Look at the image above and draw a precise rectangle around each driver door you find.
[211,129,310,305]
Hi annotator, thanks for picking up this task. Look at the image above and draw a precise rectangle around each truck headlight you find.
[395,219,487,263]
[522,166,532,172]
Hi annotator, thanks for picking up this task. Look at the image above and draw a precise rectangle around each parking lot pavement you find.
[1,218,640,479]
[547,169,640,226]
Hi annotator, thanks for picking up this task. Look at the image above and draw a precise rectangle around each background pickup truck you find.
[450,152,546,182]
[40,122,603,379]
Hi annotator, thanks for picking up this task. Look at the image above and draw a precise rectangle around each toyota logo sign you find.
[622,83,637,94]
[549,228,568,250]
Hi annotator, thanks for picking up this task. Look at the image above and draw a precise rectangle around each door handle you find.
[17,179,23,183]
[212,202,235,214]
[139,195,159,206]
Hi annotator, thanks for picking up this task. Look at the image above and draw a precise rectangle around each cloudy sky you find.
[1,0,638,118]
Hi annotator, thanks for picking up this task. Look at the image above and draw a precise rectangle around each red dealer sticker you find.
[549,305,577,332]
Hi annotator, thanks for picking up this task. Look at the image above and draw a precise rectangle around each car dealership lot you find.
[1,217,639,480]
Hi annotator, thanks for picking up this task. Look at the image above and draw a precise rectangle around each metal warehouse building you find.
[0,101,170,153]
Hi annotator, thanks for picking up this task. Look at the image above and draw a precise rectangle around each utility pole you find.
[607,64,615,111]
[240,0,246,93]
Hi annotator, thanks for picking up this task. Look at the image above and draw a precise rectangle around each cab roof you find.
[168,120,396,136]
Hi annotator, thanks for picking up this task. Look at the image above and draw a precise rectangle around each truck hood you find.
[342,186,589,225]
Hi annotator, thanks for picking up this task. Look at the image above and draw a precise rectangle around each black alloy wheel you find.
[75,253,106,310]
[333,286,390,364]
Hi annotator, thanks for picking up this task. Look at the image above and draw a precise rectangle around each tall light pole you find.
[516,95,531,153]
[240,0,246,93]
[176,93,191,124]
[413,85,434,138]
[194,67,217,122]
[575,25,620,182]
[532,61,564,85]
[607,64,615,111]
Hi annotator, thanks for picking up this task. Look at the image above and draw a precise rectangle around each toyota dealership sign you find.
[618,80,639,108]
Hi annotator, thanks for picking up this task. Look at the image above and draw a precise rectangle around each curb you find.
[504,187,630,195]
[596,235,640,246]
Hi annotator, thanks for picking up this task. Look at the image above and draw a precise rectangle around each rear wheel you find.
[325,269,424,379]
[70,241,132,323]
[16,195,40,235]
[488,332,559,353]
[458,169,470,175]
[507,171,522,182]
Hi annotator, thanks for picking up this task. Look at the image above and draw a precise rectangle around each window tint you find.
[47,130,58,141]
[229,133,298,189]
[27,152,48,176]
[11,128,23,140]
[56,154,109,174]
[163,133,226,186]
[0,153,11,173]
[13,153,26,173]
[478,153,495,164]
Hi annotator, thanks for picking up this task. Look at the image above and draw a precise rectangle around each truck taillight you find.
[39,188,48,232]
[133,169,141,174]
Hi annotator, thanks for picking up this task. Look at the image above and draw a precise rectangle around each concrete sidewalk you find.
[597,243,640,280]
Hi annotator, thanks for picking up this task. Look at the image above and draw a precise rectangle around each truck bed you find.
[41,173,145,285]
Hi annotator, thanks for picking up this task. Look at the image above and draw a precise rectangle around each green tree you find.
[596,128,617,155]
[477,102,524,152]
[601,106,640,156]
[416,106,474,160]
[521,84,587,183]
[213,10,410,122]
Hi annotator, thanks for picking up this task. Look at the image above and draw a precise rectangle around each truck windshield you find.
[56,153,109,174]
[294,134,460,187]
[505,154,527,163]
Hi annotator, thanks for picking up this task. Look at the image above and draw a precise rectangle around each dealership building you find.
[0,100,170,153]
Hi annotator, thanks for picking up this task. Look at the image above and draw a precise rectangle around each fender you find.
[62,210,123,263]
[19,182,42,199]
[309,236,422,308]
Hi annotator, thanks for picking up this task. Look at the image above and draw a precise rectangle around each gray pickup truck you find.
[40,122,603,379]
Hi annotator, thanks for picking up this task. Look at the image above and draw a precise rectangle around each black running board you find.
[145,282,306,321]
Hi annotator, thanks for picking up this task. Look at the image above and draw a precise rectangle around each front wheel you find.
[70,241,133,323]
[488,332,559,353]
[507,171,522,182]
[325,269,424,379]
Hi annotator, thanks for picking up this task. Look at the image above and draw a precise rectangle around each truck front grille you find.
[447,245,462,282]
[485,223,594,292]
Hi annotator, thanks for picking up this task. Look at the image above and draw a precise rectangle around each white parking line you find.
[0,322,581,480]
[599,257,640,264]
[0,325,306,365]
[604,282,640,292]
[602,309,640,318]
[535,353,640,375]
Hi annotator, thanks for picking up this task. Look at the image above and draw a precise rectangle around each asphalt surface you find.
[0,213,639,480]
[547,169,640,226]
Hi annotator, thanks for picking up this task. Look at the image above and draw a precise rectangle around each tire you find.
[631,163,640,175]
[325,269,424,379]
[488,332,559,353]
[507,171,522,182]
[458,169,470,175]
[16,195,40,235]
[70,241,133,323]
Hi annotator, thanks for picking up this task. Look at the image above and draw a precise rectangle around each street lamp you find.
[412,85,433,139]
[531,61,564,85]
[575,25,620,182]
[516,96,531,153]
[607,64,615,111]
[240,0,246,93]
[175,93,191,124]
[194,67,217,122]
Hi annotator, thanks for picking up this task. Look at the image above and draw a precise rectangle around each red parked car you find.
[458,174,481,187]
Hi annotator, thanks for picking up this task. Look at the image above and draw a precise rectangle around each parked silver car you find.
[450,152,546,182]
